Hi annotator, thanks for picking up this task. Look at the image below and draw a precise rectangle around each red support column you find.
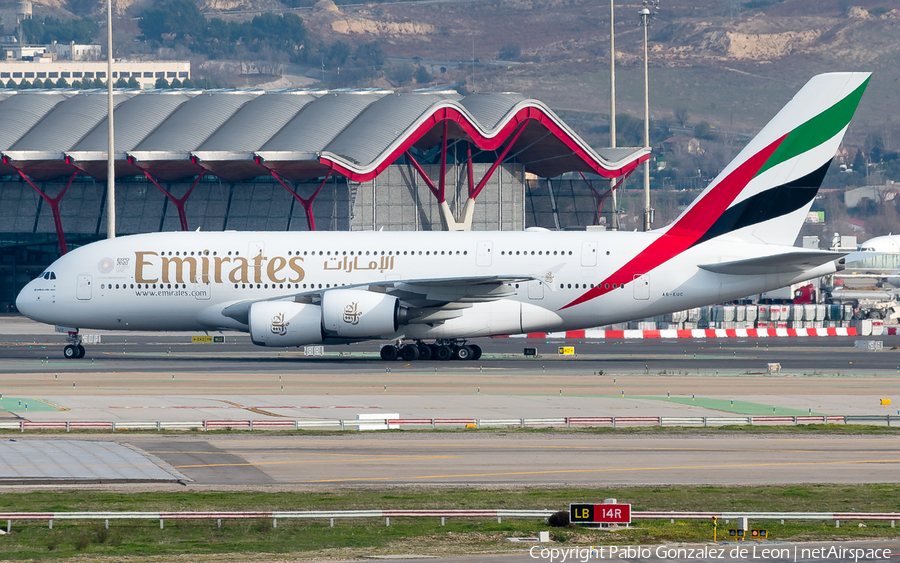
[438,120,448,204]
[469,120,528,200]
[17,169,78,255]
[270,168,333,231]
[140,170,203,231]
[579,169,636,226]
[405,150,443,202]
[466,143,474,198]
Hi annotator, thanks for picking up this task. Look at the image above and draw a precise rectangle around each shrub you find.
[548,510,572,527]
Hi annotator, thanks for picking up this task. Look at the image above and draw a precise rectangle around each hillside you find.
[6,0,900,145]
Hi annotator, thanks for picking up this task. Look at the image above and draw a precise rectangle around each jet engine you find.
[248,301,323,347]
[322,289,402,338]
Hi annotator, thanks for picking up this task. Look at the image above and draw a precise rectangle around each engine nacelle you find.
[322,289,400,337]
[249,301,323,347]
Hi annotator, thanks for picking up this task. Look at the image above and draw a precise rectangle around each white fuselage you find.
[17,229,836,341]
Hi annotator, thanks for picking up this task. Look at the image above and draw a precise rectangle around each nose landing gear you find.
[63,330,86,359]
[380,340,482,362]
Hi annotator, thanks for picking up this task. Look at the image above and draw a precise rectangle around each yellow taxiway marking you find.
[173,455,456,469]
[290,458,900,484]
[190,442,897,456]
[219,438,900,449]
[149,450,435,458]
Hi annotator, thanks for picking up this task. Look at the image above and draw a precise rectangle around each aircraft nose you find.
[15,281,38,319]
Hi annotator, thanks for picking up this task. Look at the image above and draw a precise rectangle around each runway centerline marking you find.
[289,458,900,483]
[202,440,900,454]
[173,455,457,469]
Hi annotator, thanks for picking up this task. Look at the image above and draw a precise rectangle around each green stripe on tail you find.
[755,77,870,178]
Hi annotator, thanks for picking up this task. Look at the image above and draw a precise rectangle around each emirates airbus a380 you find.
[17,73,870,361]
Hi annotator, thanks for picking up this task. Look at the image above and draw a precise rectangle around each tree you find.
[615,113,643,146]
[170,77,182,88]
[674,107,690,127]
[114,77,128,88]
[5,79,17,89]
[852,148,868,176]
[56,77,69,88]
[179,77,193,88]
[498,44,521,59]
[354,42,385,68]
[18,79,31,89]
[139,0,205,42]
[155,77,170,88]
[694,121,712,139]
[70,79,82,89]
[19,17,98,44]
[32,78,43,88]
[413,65,431,84]
[320,41,350,69]
[385,62,414,86]
[126,77,140,89]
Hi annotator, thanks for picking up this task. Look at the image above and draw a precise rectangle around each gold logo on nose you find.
[343,302,361,325]
[98,257,114,274]
[271,313,290,336]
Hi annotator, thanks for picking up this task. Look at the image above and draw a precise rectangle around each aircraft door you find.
[527,279,544,300]
[581,241,598,267]
[476,241,493,267]
[76,275,92,300]
[193,283,210,300]
[633,274,650,300]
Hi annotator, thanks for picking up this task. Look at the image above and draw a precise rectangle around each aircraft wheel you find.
[399,344,420,362]
[453,345,473,361]
[76,345,86,358]
[380,345,398,361]
[63,345,78,359]
[469,344,482,361]
[417,343,432,361]
[434,345,453,361]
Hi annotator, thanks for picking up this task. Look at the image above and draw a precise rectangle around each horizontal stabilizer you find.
[699,251,845,276]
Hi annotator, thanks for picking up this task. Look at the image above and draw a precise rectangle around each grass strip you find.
[1,423,900,435]
[0,485,898,560]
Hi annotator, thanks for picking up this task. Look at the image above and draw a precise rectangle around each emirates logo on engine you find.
[270,312,290,336]
[343,302,362,325]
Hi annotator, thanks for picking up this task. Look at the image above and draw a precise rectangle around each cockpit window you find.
[38,272,56,280]
[42,273,50,280]
[50,272,56,280]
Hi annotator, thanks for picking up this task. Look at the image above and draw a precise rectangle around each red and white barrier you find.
[499,327,858,340]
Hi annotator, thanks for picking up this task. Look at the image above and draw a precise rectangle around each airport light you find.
[639,0,658,232]
[609,0,618,231]
[106,0,115,239]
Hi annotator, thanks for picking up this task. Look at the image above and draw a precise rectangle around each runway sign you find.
[569,503,631,524]
[191,336,224,343]
[523,347,537,356]
[305,345,325,356]
[558,346,575,356]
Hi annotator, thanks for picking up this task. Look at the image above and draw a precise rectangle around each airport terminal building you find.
[0,88,648,310]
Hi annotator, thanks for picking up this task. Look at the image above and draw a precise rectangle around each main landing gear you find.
[63,330,86,359]
[380,340,482,362]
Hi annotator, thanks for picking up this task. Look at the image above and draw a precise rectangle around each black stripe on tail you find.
[692,159,832,247]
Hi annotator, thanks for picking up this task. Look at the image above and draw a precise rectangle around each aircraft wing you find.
[698,251,846,276]
[219,274,541,326]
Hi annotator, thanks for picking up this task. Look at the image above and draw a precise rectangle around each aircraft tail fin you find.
[667,72,870,246]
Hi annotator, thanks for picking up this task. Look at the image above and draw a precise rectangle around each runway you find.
[14,433,900,487]
[1,317,899,489]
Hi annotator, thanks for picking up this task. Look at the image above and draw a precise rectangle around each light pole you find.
[639,1,657,232]
[609,0,618,231]
[106,0,115,239]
